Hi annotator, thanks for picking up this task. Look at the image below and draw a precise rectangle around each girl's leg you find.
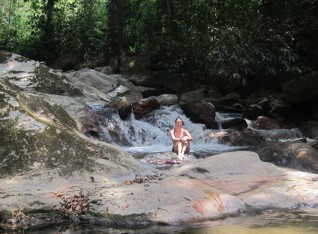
[177,142,184,159]
[181,141,189,154]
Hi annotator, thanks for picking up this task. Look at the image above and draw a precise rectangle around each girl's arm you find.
[170,129,181,141]
[182,129,193,141]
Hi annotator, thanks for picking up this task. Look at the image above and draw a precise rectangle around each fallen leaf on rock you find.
[124,180,133,185]
[52,192,64,198]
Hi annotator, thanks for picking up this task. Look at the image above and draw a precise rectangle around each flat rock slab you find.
[2,151,318,226]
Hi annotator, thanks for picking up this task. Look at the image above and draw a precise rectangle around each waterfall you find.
[245,119,303,142]
[94,105,241,155]
[89,104,304,159]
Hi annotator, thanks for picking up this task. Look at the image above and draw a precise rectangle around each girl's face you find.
[175,119,183,126]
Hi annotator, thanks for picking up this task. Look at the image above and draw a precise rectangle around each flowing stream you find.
[96,105,245,154]
[28,211,318,233]
[93,104,303,161]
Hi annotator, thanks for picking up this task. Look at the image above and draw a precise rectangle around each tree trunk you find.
[106,0,124,73]
[41,0,57,62]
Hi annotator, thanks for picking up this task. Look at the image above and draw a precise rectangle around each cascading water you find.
[244,119,304,142]
[92,105,244,157]
[89,104,304,163]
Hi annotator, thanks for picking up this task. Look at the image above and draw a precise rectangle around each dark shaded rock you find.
[252,116,288,130]
[244,94,290,121]
[266,94,290,119]
[108,97,132,120]
[179,89,210,104]
[243,104,263,120]
[283,70,318,103]
[220,118,248,130]
[257,141,318,173]
[53,54,79,71]
[180,100,218,129]
[208,129,265,148]
[82,109,103,139]
[300,121,318,139]
[216,104,243,113]
[136,86,161,98]
[257,142,291,166]
[128,70,186,93]
[217,92,243,107]
[133,97,160,120]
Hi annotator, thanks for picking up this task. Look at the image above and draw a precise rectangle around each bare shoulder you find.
[184,128,193,137]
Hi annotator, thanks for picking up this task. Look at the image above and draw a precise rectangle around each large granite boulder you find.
[181,100,218,129]
[283,70,318,103]
[133,96,160,120]
[257,141,318,173]
[0,52,143,178]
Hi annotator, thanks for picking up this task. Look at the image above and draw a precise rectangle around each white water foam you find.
[98,105,241,154]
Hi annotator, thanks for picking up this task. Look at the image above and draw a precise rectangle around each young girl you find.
[170,117,193,160]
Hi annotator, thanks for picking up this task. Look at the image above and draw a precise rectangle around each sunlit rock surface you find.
[1,151,318,227]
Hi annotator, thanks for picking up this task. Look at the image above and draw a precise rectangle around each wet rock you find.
[82,109,103,139]
[243,104,263,120]
[181,100,218,129]
[252,116,288,130]
[133,96,160,120]
[257,141,318,173]
[211,129,265,148]
[300,121,318,139]
[220,118,248,130]
[107,96,132,120]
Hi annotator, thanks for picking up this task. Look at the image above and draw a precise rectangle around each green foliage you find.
[125,0,316,93]
[1,0,108,64]
[0,0,33,51]
[0,0,317,93]
[53,0,108,62]
[123,0,157,55]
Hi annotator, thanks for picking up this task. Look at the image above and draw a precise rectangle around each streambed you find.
[21,210,318,233]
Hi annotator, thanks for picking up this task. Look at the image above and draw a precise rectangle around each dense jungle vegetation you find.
[0,0,317,95]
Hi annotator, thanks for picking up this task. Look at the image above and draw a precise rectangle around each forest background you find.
[0,0,317,96]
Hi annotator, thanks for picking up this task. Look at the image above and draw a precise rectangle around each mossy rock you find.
[19,94,78,130]
[0,78,140,178]
[0,50,11,63]
[33,64,82,96]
